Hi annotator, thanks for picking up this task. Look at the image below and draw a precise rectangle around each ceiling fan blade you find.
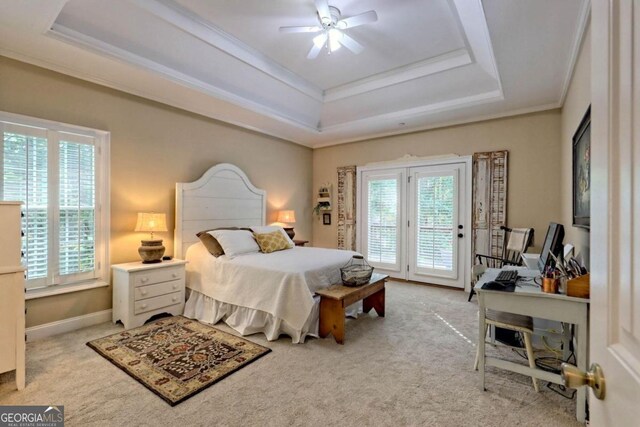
[337,10,378,29]
[314,0,332,23]
[338,33,364,54]
[308,33,327,59]
[307,43,323,59]
[279,26,322,33]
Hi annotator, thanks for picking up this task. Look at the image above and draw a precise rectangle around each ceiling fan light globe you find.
[328,28,343,52]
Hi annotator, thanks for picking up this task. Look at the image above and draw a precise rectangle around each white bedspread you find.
[185,243,359,331]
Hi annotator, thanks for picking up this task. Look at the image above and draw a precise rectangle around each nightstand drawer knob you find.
[140,304,147,309]
[172,297,178,302]
[140,277,149,283]
[172,284,178,289]
[172,273,178,278]
[141,290,148,296]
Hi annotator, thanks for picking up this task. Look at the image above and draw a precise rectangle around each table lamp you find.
[277,210,296,239]
[134,212,168,263]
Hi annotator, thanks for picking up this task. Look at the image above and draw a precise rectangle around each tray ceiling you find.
[0,0,589,147]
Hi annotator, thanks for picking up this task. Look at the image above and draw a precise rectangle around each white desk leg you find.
[562,322,572,362]
[478,293,487,391]
[576,311,588,423]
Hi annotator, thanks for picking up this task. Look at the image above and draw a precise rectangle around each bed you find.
[175,163,359,343]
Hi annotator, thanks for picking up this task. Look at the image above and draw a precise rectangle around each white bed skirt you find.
[183,289,320,344]
[183,289,362,344]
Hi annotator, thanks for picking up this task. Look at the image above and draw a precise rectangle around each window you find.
[0,112,109,294]
[416,174,455,271]
[367,178,399,265]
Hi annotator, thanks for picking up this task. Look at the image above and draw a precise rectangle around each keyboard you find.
[495,270,519,283]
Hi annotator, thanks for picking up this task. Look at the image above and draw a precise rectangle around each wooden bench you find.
[316,273,388,344]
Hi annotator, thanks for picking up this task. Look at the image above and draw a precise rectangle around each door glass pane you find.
[59,140,95,276]
[417,174,454,271]
[367,178,398,265]
[2,132,48,280]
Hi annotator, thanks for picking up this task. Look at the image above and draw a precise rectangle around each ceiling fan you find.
[279,0,378,59]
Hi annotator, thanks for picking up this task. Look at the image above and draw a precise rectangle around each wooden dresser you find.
[0,201,26,390]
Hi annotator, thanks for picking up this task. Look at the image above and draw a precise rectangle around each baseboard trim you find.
[26,309,112,342]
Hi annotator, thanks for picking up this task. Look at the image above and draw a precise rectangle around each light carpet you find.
[0,281,580,426]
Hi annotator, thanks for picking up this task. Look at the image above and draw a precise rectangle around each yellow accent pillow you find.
[253,230,294,254]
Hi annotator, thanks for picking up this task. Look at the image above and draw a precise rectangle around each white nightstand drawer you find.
[135,280,182,301]
[133,266,184,287]
[134,291,182,315]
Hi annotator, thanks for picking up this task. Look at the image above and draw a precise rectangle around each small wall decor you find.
[313,183,332,215]
[573,106,591,229]
[323,213,331,225]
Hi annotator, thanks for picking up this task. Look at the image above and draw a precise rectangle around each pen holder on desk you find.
[567,274,590,298]
[542,277,559,294]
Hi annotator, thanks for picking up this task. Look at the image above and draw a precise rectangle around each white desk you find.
[475,268,590,423]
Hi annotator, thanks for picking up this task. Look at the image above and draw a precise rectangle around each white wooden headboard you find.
[174,163,267,259]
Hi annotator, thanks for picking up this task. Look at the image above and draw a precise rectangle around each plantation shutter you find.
[416,173,456,271]
[58,135,96,281]
[367,177,400,265]
[0,120,102,290]
[1,123,49,287]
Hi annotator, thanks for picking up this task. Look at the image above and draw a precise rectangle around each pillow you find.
[196,227,241,257]
[251,225,295,247]
[210,229,260,259]
[253,230,294,254]
[197,232,225,257]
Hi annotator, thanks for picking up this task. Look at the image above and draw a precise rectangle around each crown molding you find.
[132,0,324,102]
[320,89,504,133]
[558,0,591,107]
[48,24,320,133]
[324,49,471,102]
[312,101,561,149]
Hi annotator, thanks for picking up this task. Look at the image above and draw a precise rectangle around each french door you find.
[359,160,469,288]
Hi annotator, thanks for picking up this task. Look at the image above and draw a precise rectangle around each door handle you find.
[560,363,606,400]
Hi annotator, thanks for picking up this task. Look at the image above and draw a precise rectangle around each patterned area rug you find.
[87,316,271,406]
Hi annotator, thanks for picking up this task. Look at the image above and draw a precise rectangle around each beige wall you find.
[312,110,563,251]
[560,24,591,266]
[0,56,313,328]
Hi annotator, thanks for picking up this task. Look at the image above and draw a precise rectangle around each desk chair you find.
[474,309,539,392]
[468,226,534,301]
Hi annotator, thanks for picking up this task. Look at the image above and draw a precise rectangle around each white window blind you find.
[367,178,399,265]
[59,138,96,277]
[2,127,49,284]
[417,174,455,271]
[1,116,108,292]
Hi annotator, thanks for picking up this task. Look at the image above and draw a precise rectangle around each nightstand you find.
[293,239,309,247]
[112,259,187,330]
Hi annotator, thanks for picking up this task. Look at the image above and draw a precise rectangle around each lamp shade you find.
[134,212,168,233]
[277,210,296,224]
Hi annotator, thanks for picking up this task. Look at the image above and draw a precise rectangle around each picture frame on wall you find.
[573,106,591,229]
[323,213,331,225]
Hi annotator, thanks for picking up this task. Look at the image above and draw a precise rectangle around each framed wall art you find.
[573,106,591,229]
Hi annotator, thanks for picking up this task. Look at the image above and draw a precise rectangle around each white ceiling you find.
[0,0,589,148]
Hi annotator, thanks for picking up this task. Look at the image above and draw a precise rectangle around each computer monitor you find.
[538,222,565,272]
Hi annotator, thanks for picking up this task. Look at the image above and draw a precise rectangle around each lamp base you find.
[139,239,165,264]
[283,227,295,239]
